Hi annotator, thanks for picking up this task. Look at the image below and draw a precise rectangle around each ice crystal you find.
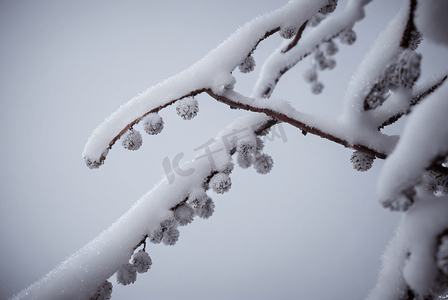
[121,128,142,151]
[116,263,137,286]
[142,113,164,135]
[176,97,199,120]
[350,151,374,172]
[132,250,152,274]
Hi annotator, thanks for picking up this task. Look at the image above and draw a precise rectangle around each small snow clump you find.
[163,226,180,246]
[279,26,298,39]
[303,68,318,83]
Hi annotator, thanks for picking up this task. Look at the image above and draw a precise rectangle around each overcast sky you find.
[1,0,447,299]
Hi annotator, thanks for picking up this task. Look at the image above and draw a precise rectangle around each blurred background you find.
[1,0,447,299]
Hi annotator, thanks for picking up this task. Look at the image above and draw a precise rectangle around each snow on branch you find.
[82,0,330,169]
[252,0,373,99]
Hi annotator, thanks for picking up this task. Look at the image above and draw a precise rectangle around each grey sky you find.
[1,0,447,299]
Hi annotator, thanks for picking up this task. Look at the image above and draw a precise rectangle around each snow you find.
[376,81,448,207]
[367,191,448,299]
[83,0,329,168]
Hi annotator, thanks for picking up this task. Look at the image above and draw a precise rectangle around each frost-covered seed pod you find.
[326,58,336,70]
[319,0,338,14]
[350,151,374,172]
[237,153,253,169]
[176,97,199,120]
[382,194,413,211]
[132,250,152,274]
[163,226,180,246]
[393,49,421,88]
[121,128,143,151]
[437,235,448,275]
[238,55,256,73]
[311,81,324,94]
[280,26,298,39]
[323,40,338,56]
[174,203,194,226]
[313,50,325,64]
[196,197,215,219]
[339,29,356,45]
[116,263,137,285]
[142,113,164,135]
[303,68,318,83]
[255,137,264,152]
[217,160,234,175]
[150,229,163,244]
[253,153,274,175]
[91,280,113,300]
[188,187,208,207]
[236,139,257,156]
[209,172,232,194]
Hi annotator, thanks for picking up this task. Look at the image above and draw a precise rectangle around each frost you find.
[238,55,256,73]
[90,281,112,300]
[350,151,374,172]
[209,172,232,194]
[173,203,194,226]
[176,97,199,120]
[121,128,142,151]
[423,170,448,194]
[116,263,137,286]
[142,113,164,135]
[253,153,273,175]
[132,250,152,274]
